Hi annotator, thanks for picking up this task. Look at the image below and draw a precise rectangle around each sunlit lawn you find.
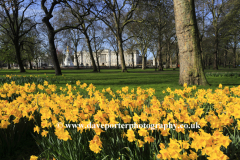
[1,67,240,100]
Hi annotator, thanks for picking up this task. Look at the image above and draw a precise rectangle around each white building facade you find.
[74,49,142,67]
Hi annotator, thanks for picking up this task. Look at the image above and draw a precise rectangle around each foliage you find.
[205,72,240,78]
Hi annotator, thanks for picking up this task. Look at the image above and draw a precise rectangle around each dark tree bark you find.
[232,34,237,68]
[36,62,38,71]
[95,52,100,72]
[208,58,211,69]
[41,0,88,75]
[173,0,209,86]
[117,34,127,72]
[29,60,32,70]
[14,44,25,72]
[85,32,98,72]
[155,57,157,71]
[176,45,179,68]
[7,62,11,69]
[213,30,219,70]
[223,42,228,68]
[165,43,170,69]
[157,37,163,71]
[75,52,80,69]
[42,17,62,75]
[116,52,119,69]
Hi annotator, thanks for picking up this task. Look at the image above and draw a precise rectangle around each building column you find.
[134,50,138,66]
[74,53,77,66]
[108,49,111,67]
[39,59,41,68]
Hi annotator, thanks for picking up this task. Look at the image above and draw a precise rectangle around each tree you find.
[41,0,92,75]
[149,44,157,71]
[173,0,209,85]
[195,0,209,70]
[126,19,152,70]
[96,0,141,72]
[206,0,230,70]
[104,28,120,68]
[141,0,175,71]
[0,0,37,72]
[0,40,16,69]
[0,30,17,69]
[92,23,104,72]
[65,1,99,72]
[125,39,138,69]
[62,29,83,69]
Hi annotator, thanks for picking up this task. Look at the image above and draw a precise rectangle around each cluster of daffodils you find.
[0,78,240,159]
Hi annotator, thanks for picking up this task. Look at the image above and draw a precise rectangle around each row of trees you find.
[0,0,239,85]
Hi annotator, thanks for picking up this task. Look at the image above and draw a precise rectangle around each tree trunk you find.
[142,55,146,70]
[84,33,98,72]
[157,37,163,71]
[116,52,119,69]
[170,56,172,68]
[155,57,157,71]
[48,32,62,75]
[36,62,38,71]
[218,57,221,67]
[205,57,207,68]
[42,17,62,75]
[208,58,210,69]
[233,34,237,68]
[200,40,204,71]
[7,62,11,69]
[132,52,134,69]
[213,29,218,70]
[173,0,209,86]
[224,44,228,68]
[14,43,25,72]
[29,60,32,69]
[165,53,169,69]
[75,44,79,69]
[117,35,127,72]
[166,43,170,69]
[96,52,100,72]
[75,52,79,69]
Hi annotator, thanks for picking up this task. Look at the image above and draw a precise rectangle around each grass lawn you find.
[0,67,240,100]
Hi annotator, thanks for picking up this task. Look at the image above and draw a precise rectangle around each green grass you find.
[1,67,240,100]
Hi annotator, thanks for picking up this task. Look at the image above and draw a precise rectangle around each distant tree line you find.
[0,0,239,85]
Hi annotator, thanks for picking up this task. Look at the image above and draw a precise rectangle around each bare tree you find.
[41,0,92,75]
[207,0,230,70]
[95,0,142,72]
[0,0,38,72]
[104,28,120,68]
[62,29,83,69]
[92,23,105,72]
[64,1,100,72]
